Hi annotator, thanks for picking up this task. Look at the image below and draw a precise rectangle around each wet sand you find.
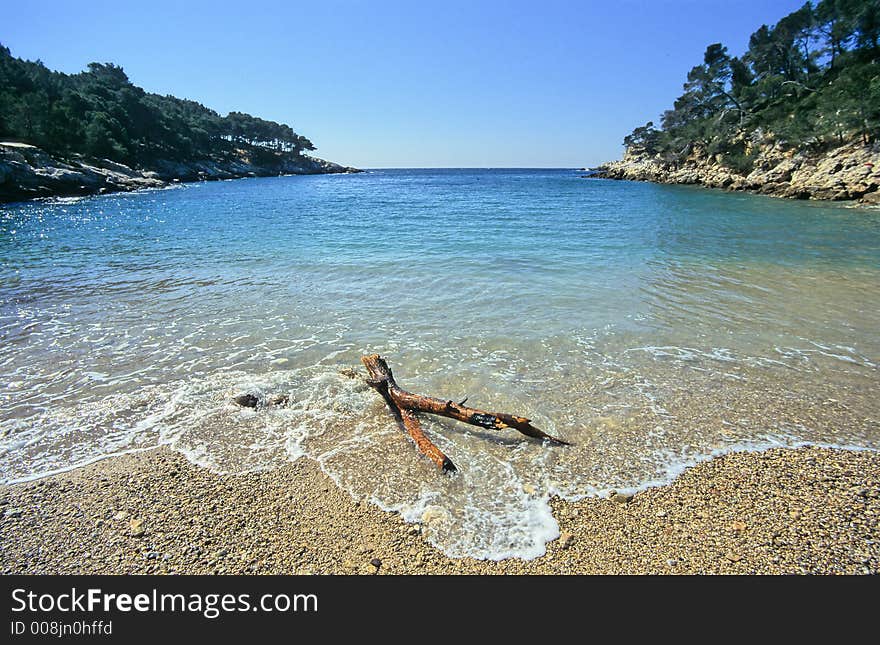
[1,444,877,574]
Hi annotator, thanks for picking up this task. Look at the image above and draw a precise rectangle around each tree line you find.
[623,0,880,173]
[0,44,315,165]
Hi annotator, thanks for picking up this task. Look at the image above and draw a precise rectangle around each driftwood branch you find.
[368,374,457,473]
[362,354,568,473]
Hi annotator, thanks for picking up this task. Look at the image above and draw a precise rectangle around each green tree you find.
[0,42,320,167]
[621,0,880,170]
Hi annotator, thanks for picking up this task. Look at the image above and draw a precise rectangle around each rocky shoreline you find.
[1,444,877,574]
[593,141,880,205]
[0,142,361,204]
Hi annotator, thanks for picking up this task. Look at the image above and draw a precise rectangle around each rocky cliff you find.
[594,141,880,206]
[0,142,361,203]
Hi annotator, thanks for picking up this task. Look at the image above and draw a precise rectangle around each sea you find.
[2,168,878,559]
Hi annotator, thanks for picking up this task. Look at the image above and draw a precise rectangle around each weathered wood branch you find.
[367,374,457,473]
[362,354,569,473]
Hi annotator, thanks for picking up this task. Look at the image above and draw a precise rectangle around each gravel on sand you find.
[1,445,877,575]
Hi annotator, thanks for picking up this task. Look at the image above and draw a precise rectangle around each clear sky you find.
[4,0,806,168]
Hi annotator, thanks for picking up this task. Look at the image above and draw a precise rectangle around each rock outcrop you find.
[594,141,880,205]
[0,142,360,203]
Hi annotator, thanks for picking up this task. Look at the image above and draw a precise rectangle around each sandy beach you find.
[1,444,877,575]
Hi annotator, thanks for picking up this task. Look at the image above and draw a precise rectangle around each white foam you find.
[2,446,158,485]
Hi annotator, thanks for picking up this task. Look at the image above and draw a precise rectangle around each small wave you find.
[2,447,157,485]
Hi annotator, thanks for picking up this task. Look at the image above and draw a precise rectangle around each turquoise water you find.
[2,169,879,558]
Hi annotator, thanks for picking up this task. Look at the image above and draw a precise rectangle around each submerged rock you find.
[233,393,260,408]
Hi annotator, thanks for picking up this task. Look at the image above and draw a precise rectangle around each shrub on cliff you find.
[0,45,316,168]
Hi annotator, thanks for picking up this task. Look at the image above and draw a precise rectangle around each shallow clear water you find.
[2,169,879,558]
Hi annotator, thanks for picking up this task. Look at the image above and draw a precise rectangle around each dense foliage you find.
[624,0,880,173]
[0,45,315,166]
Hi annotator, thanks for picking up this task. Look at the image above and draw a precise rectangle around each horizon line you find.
[356,166,596,170]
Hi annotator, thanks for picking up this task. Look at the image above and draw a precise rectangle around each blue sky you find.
[4,0,805,167]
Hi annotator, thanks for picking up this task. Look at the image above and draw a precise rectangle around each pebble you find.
[656,510,668,518]
[129,518,146,537]
[612,493,633,505]
[341,559,358,572]
[3,508,22,518]
[269,394,289,406]
[559,531,574,549]
[421,507,449,524]
[369,558,382,569]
